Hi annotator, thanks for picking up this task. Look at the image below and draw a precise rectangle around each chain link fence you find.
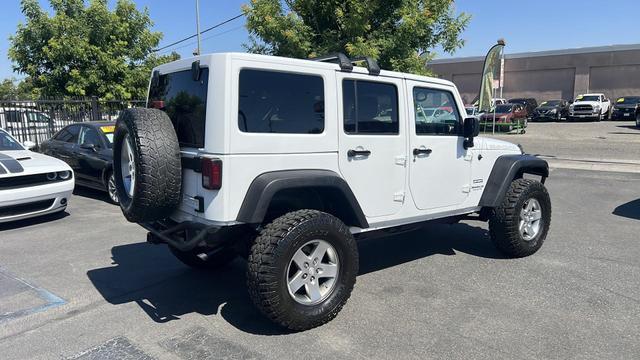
[0,97,145,147]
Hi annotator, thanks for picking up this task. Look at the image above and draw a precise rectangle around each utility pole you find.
[195,0,202,55]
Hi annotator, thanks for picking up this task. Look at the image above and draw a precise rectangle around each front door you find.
[407,81,471,211]
[337,73,407,218]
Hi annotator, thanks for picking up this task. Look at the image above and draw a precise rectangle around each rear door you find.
[337,73,407,218]
[407,81,471,210]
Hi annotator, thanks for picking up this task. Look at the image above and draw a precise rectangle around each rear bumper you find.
[142,219,248,252]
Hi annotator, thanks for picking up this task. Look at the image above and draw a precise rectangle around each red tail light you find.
[201,158,222,190]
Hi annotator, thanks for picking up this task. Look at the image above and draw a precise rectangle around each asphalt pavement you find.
[0,166,639,360]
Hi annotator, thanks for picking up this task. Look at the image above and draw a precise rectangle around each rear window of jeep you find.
[148,68,209,148]
[238,69,325,134]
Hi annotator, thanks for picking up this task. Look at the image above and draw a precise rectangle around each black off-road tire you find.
[169,246,237,270]
[247,210,358,331]
[489,179,551,258]
[113,108,181,223]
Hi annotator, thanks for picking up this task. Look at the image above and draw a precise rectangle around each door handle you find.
[347,149,371,157]
[413,148,432,156]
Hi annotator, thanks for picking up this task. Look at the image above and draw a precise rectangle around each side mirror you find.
[462,117,480,149]
[81,143,97,151]
[23,140,36,149]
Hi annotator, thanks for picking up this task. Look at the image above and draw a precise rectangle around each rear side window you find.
[238,69,325,134]
[343,80,399,135]
[55,125,81,143]
[148,68,209,148]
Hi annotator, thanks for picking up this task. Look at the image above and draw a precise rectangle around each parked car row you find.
[467,93,640,125]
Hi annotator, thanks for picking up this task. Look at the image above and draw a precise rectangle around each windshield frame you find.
[0,130,25,151]
[576,95,600,102]
[616,97,640,105]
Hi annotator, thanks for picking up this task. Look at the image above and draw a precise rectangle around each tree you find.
[0,78,40,100]
[9,0,179,100]
[243,0,470,75]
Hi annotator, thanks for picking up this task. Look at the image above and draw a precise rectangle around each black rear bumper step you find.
[141,220,220,252]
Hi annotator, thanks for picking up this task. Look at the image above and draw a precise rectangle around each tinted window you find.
[4,111,22,123]
[148,68,209,148]
[0,131,24,151]
[238,69,324,134]
[343,80,398,134]
[79,126,102,147]
[55,125,81,143]
[413,88,461,136]
[26,112,51,123]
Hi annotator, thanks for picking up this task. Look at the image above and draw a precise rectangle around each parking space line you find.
[0,267,66,324]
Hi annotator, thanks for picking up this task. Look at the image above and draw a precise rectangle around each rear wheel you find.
[247,210,358,331]
[489,179,551,258]
[636,112,640,128]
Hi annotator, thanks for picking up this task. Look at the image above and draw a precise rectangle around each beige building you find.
[428,44,640,105]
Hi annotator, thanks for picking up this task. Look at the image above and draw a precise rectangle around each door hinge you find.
[462,185,471,193]
[393,192,405,202]
[395,155,407,167]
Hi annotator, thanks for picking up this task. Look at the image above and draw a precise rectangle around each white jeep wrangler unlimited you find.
[113,53,551,330]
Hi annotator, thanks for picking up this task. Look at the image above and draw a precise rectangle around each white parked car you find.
[112,53,551,330]
[568,93,611,121]
[0,128,74,223]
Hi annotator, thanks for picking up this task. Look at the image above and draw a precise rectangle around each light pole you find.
[195,0,202,55]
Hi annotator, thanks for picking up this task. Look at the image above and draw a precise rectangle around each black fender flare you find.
[236,170,369,228]
[479,154,549,208]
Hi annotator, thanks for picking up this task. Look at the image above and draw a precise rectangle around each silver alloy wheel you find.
[287,239,339,306]
[120,135,136,198]
[107,173,118,203]
[519,198,542,241]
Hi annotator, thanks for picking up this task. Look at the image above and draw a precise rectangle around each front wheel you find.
[636,113,640,128]
[106,171,119,204]
[489,179,551,258]
[247,210,358,331]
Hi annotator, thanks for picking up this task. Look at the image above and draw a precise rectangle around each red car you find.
[480,103,527,131]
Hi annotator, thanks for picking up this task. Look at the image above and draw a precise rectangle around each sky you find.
[1,0,639,80]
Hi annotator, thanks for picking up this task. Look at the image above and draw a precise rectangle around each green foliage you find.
[9,0,179,100]
[0,78,40,100]
[243,0,470,75]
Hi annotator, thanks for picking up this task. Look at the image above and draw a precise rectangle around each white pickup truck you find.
[568,93,611,121]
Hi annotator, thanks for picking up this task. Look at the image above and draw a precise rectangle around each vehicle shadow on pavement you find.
[613,199,640,220]
[86,222,501,336]
[358,222,503,275]
[0,211,69,231]
[72,187,114,205]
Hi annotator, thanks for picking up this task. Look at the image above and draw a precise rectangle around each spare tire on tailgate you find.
[113,108,182,223]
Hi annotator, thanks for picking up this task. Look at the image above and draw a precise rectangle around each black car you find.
[531,99,570,121]
[40,121,117,203]
[611,96,640,121]
[508,98,538,118]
